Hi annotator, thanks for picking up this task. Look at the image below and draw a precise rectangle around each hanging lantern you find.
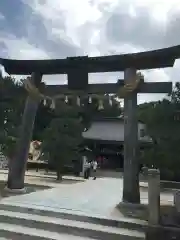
[65,96,68,103]
[76,96,81,106]
[98,99,104,110]
[88,96,92,103]
[50,99,56,109]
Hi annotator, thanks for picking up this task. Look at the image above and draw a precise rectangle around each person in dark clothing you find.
[74,159,81,177]
[86,166,91,179]
[84,160,91,179]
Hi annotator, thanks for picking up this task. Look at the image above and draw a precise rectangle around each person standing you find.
[84,159,91,179]
[91,160,98,180]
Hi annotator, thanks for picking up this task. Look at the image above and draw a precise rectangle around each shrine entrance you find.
[1,44,179,204]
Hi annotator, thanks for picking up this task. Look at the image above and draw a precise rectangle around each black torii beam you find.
[1,45,179,203]
[46,82,172,96]
[1,45,180,75]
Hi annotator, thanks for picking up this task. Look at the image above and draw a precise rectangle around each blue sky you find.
[0,0,179,103]
[0,0,26,40]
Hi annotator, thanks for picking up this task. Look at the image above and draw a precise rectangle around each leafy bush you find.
[42,102,83,180]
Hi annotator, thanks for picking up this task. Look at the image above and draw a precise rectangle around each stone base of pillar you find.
[4,186,27,194]
[117,202,148,219]
[117,201,147,210]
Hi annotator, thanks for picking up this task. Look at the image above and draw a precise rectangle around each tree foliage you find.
[33,103,55,140]
[0,75,26,157]
[138,82,180,180]
[41,101,83,179]
[0,75,55,156]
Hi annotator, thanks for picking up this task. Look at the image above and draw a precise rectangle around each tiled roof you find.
[82,121,152,142]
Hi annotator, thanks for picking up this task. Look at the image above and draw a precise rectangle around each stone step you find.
[0,210,145,240]
[0,223,97,240]
[0,203,147,232]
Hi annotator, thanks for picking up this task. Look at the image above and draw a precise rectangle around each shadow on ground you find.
[0,177,81,199]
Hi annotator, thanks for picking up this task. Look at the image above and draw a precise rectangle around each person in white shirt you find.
[91,160,98,180]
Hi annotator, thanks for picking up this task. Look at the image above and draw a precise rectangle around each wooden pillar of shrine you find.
[7,72,42,191]
[123,68,140,203]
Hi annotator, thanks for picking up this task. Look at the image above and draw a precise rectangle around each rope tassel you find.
[98,99,104,110]
[65,96,68,103]
[43,99,47,106]
[88,96,92,103]
[109,96,112,106]
[50,99,56,109]
[76,96,81,106]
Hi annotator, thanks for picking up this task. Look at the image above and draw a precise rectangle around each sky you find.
[0,0,180,104]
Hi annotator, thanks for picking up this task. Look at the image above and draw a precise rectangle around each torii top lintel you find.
[0,45,180,75]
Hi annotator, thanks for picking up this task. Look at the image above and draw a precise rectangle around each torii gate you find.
[0,44,179,204]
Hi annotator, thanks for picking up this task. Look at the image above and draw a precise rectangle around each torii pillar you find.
[123,68,140,203]
[7,72,42,191]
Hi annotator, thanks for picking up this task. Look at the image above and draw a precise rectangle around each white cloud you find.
[1,0,180,103]
[0,33,51,80]
[0,12,5,20]
[0,34,49,60]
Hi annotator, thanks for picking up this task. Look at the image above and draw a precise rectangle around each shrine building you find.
[82,117,152,170]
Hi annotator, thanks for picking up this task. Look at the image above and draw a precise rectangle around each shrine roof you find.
[82,119,152,143]
[91,116,145,124]
[0,45,179,75]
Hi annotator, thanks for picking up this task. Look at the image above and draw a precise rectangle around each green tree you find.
[42,101,83,180]
[138,83,180,180]
[0,75,25,158]
[171,82,180,105]
[33,103,55,141]
[0,74,56,157]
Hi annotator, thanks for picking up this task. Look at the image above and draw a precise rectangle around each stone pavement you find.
[0,169,83,181]
[0,177,174,220]
[0,169,84,188]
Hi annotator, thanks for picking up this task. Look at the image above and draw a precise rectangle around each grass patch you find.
[117,203,180,227]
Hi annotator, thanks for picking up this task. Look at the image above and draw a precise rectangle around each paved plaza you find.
[0,171,176,239]
[0,176,174,219]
